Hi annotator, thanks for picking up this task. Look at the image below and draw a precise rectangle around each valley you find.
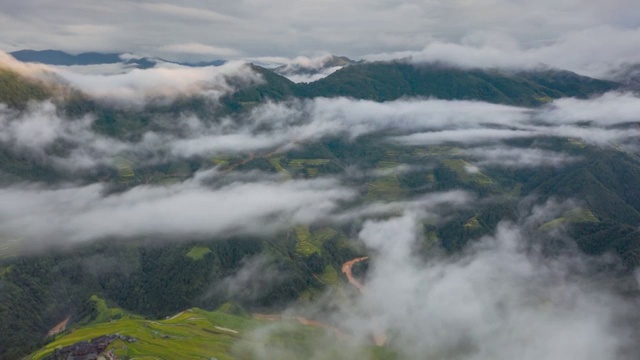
[1,52,640,359]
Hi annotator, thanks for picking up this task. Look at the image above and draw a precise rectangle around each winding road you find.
[254,256,386,346]
[341,256,368,293]
[341,256,386,346]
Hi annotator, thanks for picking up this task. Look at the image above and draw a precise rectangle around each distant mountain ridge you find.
[225,61,620,108]
[9,49,226,69]
[273,55,357,82]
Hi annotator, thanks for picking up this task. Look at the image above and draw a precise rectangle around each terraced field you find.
[288,159,331,168]
[294,227,339,257]
[318,265,340,286]
[0,238,19,259]
[366,175,405,201]
[114,156,135,183]
[30,305,334,360]
[268,156,292,178]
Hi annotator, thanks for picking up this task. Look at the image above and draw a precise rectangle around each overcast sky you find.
[1,0,640,63]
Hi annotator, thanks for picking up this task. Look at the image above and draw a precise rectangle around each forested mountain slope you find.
[1,58,639,359]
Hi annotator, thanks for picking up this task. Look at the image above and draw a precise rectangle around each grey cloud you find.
[330,190,474,224]
[0,52,262,108]
[365,26,640,78]
[463,146,581,168]
[244,202,639,359]
[5,92,640,173]
[270,54,349,83]
[347,213,634,359]
[52,60,262,108]
[215,256,286,302]
[391,128,537,146]
[537,92,640,125]
[0,102,127,171]
[1,1,639,66]
[0,171,355,247]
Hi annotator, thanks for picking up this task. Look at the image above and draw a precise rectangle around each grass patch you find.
[212,157,231,167]
[0,238,20,259]
[366,175,405,201]
[89,295,140,324]
[295,227,339,257]
[535,96,554,103]
[294,226,320,256]
[567,138,586,148]
[463,216,480,229]
[185,246,211,261]
[424,231,440,248]
[268,156,291,179]
[443,159,493,186]
[313,228,338,244]
[114,156,135,182]
[30,307,338,360]
[540,208,599,230]
[30,308,252,360]
[376,161,400,169]
[317,265,339,286]
[0,265,11,276]
[288,159,331,169]
[413,146,461,157]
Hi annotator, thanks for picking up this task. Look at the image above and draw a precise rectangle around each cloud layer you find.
[0,171,355,247]
[2,1,640,76]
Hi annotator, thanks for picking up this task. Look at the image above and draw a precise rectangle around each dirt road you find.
[341,257,368,293]
[341,257,386,346]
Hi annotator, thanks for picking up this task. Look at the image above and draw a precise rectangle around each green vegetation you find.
[0,265,11,276]
[268,156,291,178]
[82,295,142,325]
[294,226,320,256]
[442,159,493,186]
[295,61,618,106]
[317,265,339,286]
[540,208,600,230]
[288,159,331,168]
[185,246,211,261]
[0,68,50,109]
[3,58,640,360]
[0,239,19,260]
[463,216,481,230]
[30,308,253,360]
[114,156,135,183]
[29,305,363,360]
[367,175,405,201]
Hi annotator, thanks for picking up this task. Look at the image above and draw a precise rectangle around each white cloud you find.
[365,27,640,78]
[0,51,262,107]
[1,0,639,67]
[0,171,355,246]
[51,60,259,107]
[463,146,581,168]
[158,42,240,57]
[3,92,640,173]
[344,213,633,359]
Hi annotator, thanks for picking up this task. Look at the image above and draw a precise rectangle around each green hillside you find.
[296,61,619,105]
[0,68,50,109]
[28,302,333,360]
[0,59,638,359]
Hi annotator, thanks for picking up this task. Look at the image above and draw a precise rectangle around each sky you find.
[1,0,640,67]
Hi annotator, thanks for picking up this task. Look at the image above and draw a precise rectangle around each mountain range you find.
[1,52,640,359]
